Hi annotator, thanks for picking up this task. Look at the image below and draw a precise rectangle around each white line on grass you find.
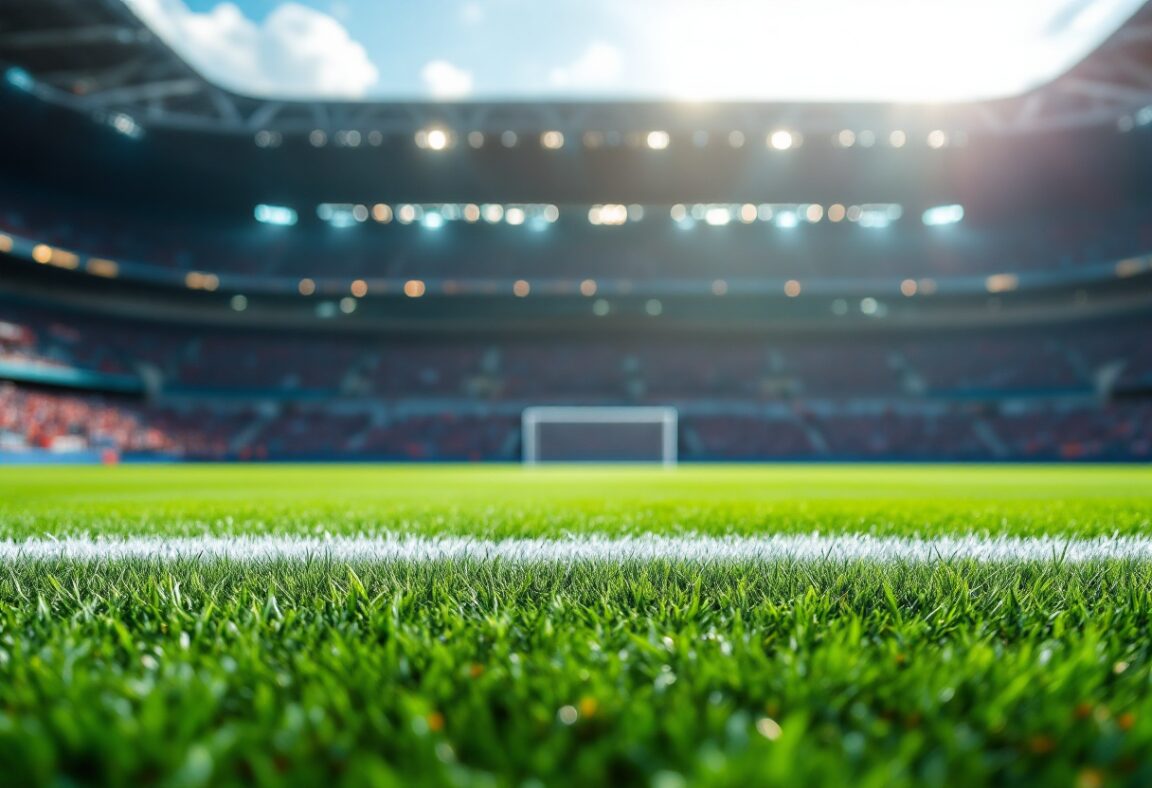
[0,534,1150,563]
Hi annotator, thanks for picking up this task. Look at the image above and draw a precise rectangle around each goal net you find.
[522,406,678,465]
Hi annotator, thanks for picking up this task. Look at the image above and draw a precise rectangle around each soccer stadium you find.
[1,0,1152,783]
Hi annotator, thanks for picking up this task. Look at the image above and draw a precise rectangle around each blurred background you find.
[1,0,1151,463]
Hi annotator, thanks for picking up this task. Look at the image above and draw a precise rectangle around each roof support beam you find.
[0,25,144,49]
[1061,78,1152,107]
[79,78,204,108]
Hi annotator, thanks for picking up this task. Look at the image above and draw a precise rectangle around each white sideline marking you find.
[0,534,1149,563]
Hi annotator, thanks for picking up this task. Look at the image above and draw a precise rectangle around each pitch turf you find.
[0,465,1151,786]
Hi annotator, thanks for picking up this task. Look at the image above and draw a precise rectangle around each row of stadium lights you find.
[315,202,560,229]
[225,278,951,319]
[11,68,1147,148]
[110,117,958,152]
[8,235,1131,315]
[247,276,943,304]
[238,288,1031,320]
[6,66,1144,149]
[254,127,965,151]
[230,273,1029,311]
[22,240,119,278]
[670,203,904,228]
[307,202,914,229]
[18,238,1142,308]
[9,235,1074,302]
[5,240,1011,306]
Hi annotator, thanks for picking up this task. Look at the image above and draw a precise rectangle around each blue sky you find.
[123,0,1146,102]
[178,1,616,96]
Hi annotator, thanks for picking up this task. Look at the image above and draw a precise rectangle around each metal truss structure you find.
[3,0,1152,141]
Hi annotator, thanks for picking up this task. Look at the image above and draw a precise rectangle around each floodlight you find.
[769,130,794,150]
[705,207,731,226]
[922,205,965,226]
[646,131,670,150]
[254,204,298,226]
[109,113,143,139]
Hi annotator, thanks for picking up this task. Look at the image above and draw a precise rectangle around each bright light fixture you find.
[254,204,298,226]
[109,113,143,139]
[704,207,731,226]
[646,130,670,150]
[922,204,965,226]
[769,130,794,150]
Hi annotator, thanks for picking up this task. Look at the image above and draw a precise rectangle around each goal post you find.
[522,406,678,465]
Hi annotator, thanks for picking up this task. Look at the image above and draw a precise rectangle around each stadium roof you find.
[122,0,1147,104]
[2,0,1152,137]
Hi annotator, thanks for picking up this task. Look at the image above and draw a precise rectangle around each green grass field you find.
[1,464,1151,786]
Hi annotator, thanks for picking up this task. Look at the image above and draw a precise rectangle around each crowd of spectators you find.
[0,320,56,368]
[7,383,1146,462]
[8,302,1142,402]
[1,303,1151,461]
[1,379,1148,462]
[0,313,135,376]
[987,401,1152,460]
[0,382,178,455]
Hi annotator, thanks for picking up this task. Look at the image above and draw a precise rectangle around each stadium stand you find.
[1,298,1149,461]
[1,382,183,455]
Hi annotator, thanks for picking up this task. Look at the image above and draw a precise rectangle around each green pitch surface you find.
[1,464,1151,786]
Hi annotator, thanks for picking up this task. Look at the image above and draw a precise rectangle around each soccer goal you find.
[522,406,678,465]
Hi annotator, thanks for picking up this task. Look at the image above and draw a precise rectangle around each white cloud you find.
[122,0,378,98]
[421,60,474,99]
[548,42,622,89]
[459,2,485,25]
